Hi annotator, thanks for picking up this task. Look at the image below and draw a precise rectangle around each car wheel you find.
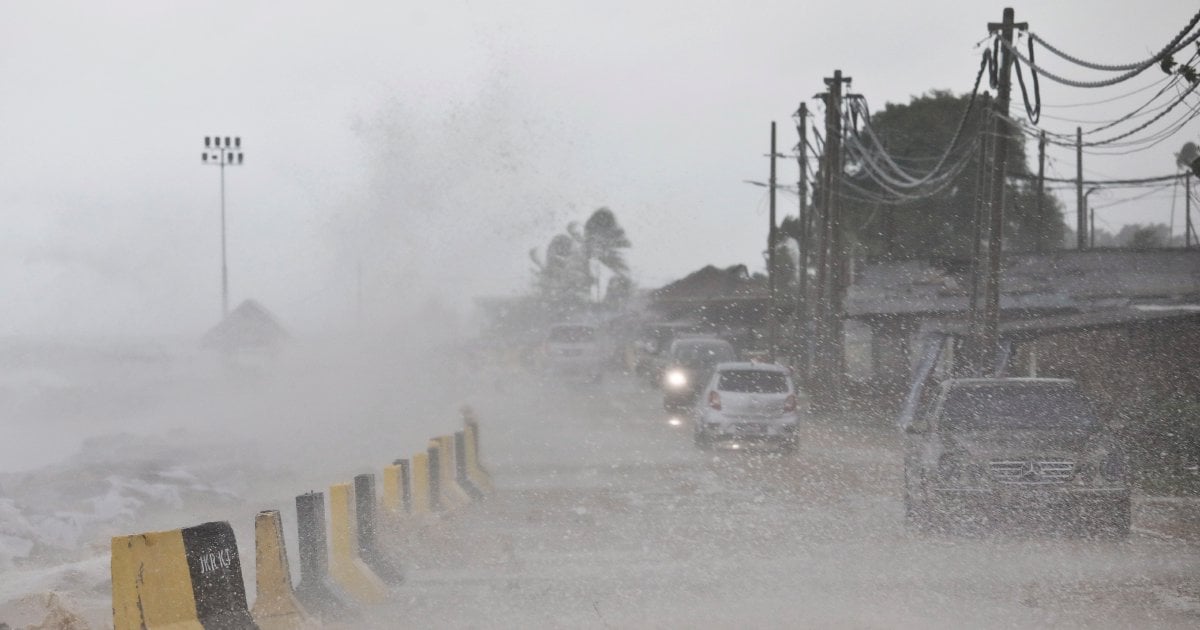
[777,437,798,454]
[693,427,711,450]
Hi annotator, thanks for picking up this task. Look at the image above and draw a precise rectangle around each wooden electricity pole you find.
[1036,131,1047,252]
[969,93,992,355]
[1076,126,1085,250]
[1187,173,1194,249]
[982,7,1026,373]
[813,69,851,407]
[768,121,779,359]
[795,103,810,378]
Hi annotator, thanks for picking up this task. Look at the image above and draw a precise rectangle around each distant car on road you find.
[632,321,697,386]
[902,377,1131,538]
[542,323,604,382]
[693,362,802,451]
[662,338,736,410]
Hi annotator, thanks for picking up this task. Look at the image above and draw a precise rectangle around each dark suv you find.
[661,337,736,410]
[903,378,1131,537]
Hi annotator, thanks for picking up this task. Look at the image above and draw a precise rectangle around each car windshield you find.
[548,326,595,343]
[717,369,788,393]
[674,342,735,366]
[939,385,1098,431]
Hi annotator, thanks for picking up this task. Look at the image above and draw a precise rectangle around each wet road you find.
[367,371,1199,629]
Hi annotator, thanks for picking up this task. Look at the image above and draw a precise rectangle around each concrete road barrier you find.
[432,436,472,510]
[293,492,354,620]
[454,431,485,500]
[463,414,494,492]
[112,520,257,629]
[353,474,405,585]
[381,460,410,516]
[426,444,443,511]
[108,410,494,626]
[251,510,312,629]
[410,452,433,514]
[328,483,388,603]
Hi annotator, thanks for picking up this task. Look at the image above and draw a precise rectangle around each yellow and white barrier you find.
[432,436,472,510]
[251,510,312,629]
[112,521,255,629]
[328,483,388,604]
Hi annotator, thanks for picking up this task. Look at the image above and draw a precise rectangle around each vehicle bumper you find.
[698,416,798,442]
[930,486,1129,515]
[663,388,698,407]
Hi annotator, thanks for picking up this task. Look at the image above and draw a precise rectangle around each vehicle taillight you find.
[784,394,797,412]
[708,391,722,410]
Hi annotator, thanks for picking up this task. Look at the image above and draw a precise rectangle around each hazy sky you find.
[2,1,1196,336]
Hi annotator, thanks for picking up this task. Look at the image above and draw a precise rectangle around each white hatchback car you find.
[542,323,604,382]
[693,362,803,451]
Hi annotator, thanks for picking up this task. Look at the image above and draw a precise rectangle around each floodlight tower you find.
[201,136,244,317]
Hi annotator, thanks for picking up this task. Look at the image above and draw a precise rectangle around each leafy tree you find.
[529,207,633,312]
[582,207,631,277]
[833,90,1065,259]
[767,239,796,295]
[529,233,590,311]
[1124,224,1168,249]
[1176,141,1200,176]
[603,274,634,308]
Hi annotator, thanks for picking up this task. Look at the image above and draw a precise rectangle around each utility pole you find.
[793,103,810,378]
[1076,126,1085,250]
[969,93,992,359]
[1090,200,1096,249]
[1089,204,1099,248]
[202,136,245,318]
[826,70,850,403]
[813,69,852,406]
[1036,131,1047,252]
[767,121,779,359]
[1187,173,1193,248]
[812,146,829,385]
[983,8,1027,372]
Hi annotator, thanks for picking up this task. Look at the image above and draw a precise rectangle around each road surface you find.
[367,370,1200,629]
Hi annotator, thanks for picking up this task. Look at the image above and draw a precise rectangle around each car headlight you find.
[665,369,688,388]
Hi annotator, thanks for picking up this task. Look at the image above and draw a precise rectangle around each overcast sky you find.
[2,0,1196,336]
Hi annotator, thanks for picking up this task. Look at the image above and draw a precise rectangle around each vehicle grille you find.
[989,460,1075,484]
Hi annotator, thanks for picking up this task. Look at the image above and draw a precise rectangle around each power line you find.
[1042,77,1172,110]
[1011,172,1187,186]
[1028,8,1200,73]
[1000,15,1200,89]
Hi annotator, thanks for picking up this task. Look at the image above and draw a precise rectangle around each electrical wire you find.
[1041,75,1173,109]
[1090,184,1179,210]
[843,50,991,191]
[1000,29,1200,90]
[1029,8,1200,73]
[1009,172,1187,186]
